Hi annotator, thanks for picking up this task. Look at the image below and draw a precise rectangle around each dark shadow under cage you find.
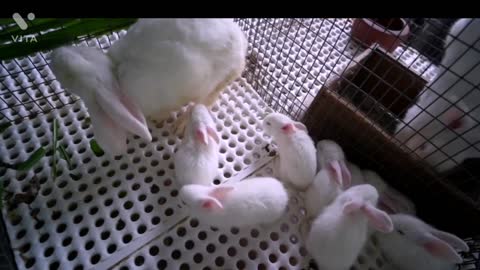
[0,18,478,270]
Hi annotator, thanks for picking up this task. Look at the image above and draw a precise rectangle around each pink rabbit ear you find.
[209,186,234,200]
[363,204,394,233]
[195,127,208,145]
[343,199,364,214]
[327,160,344,187]
[421,234,464,263]
[339,161,352,188]
[201,198,224,211]
[328,160,352,189]
[207,126,220,144]
[431,230,470,252]
[294,121,307,131]
[95,84,152,142]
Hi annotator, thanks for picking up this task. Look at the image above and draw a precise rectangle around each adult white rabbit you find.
[51,19,247,155]
[395,18,480,172]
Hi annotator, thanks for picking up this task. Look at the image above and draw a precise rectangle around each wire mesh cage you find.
[0,18,479,270]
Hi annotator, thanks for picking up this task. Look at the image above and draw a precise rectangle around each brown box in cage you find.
[302,44,480,237]
[334,44,427,132]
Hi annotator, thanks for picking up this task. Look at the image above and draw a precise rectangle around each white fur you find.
[51,19,247,155]
[306,184,393,270]
[174,104,219,187]
[395,18,480,171]
[263,113,317,190]
[108,19,248,117]
[362,170,416,215]
[377,214,469,270]
[179,177,289,229]
[347,162,365,186]
[50,46,151,155]
[316,139,346,169]
[305,169,341,218]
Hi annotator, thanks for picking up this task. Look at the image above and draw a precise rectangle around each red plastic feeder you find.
[351,18,410,53]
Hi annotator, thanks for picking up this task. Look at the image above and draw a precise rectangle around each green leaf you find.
[0,18,138,61]
[0,122,12,133]
[89,139,105,157]
[10,147,46,171]
[57,145,72,170]
[0,19,78,42]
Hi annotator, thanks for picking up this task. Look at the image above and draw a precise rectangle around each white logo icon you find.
[12,12,35,30]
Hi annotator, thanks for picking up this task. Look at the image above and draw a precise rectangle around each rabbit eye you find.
[266,121,271,126]
[397,229,405,235]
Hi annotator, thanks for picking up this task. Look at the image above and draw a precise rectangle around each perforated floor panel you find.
[0,18,477,270]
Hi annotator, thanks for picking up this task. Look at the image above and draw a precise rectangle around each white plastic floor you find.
[0,19,476,270]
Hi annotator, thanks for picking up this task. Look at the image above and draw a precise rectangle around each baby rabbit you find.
[305,160,349,218]
[316,140,352,187]
[347,161,365,186]
[377,214,469,270]
[179,177,289,229]
[174,104,220,187]
[306,184,393,270]
[263,112,317,190]
[395,18,480,172]
[362,170,416,215]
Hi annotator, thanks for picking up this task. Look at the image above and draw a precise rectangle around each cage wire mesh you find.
[0,18,478,270]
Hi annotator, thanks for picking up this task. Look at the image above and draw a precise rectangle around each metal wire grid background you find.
[234,18,480,210]
[0,18,478,270]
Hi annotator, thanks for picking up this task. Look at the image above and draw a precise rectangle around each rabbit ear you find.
[294,121,307,131]
[87,102,128,155]
[209,186,234,201]
[327,160,344,187]
[207,126,220,144]
[343,199,364,214]
[339,161,352,188]
[363,203,394,233]
[201,197,224,211]
[195,125,209,145]
[327,160,352,189]
[431,230,470,252]
[421,233,464,263]
[94,84,152,142]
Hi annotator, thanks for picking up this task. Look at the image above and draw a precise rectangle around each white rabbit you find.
[305,160,348,218]
[306,184,394,270]
[263,112,317,190]
[174,104,220,187]
[179,177,289,229]
[395,18,480,172]
[49,46,152,155]
[316,140,352,187]
[377,214,469,270]
[362,170,416,215]
[51,19,247,154]
[347,161,365,186]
